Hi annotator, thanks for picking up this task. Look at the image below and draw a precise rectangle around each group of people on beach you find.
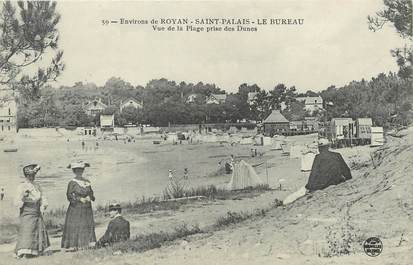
[14,161,130,259]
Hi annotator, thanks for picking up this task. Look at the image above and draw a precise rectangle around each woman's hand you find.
[80,196,91,203]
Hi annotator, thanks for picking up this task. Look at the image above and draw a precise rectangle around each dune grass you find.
[0,184,272,244]
[111,224,202,253]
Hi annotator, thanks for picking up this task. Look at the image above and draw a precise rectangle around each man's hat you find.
[318,138,330,146]
[67,161,90,169]
[23,164,41,176]
[109,203,121,212]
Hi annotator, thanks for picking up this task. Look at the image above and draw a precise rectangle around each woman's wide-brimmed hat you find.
[108,203,121,212]
[23,164,41,176]
[67,161,90,169]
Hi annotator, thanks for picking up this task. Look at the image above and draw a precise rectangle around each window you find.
[8,126,10,131]
[1,125,3,131]
[8,108,11,115]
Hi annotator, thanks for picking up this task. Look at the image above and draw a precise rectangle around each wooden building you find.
[263,110,290,136]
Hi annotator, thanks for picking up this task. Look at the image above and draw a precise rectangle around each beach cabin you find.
[83,127,96,136]
[330,118,355,140]
[371,127,384,146]
[263,110,290,136]
[100,114,115,132]
[0,90,17,138]
[356,118,373,144]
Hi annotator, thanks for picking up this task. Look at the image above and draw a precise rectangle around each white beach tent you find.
[263,136,273,146]
[240,137,253,145]
[281,143,290,155]
[227,160,263,190]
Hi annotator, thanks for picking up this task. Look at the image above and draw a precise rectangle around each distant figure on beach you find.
[81,140,85,149]
[183,168,189,180]
[168,169,174,180]
[230,154,235,171]
[305,138,352,192]
[95,141,99,148]
[96,203,130,248]
[1,187,4,200]
[14,164,50,258]
[61,161,96,250]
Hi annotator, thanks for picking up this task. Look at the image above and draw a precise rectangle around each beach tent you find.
[370,127,384,147]
[240,137,253,145]
[263,136,273,146]
[254,135,264,145]
[227,160,263,190]
[273,140,282,150]
[281,143,290,155]
[301,152,316,171]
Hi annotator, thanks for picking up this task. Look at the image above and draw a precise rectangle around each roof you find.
[357,118,373,126]
[296,96,323,105]
[331,118,353,126]
[210,94,227,100]
[263,110,289,123]
[121,98,140,106]
[84,98,107,109]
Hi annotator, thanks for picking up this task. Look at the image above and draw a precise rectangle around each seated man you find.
[96,203,130,247]
[305,138,352,192]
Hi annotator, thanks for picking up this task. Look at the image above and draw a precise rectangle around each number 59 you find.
[102,20,109,25]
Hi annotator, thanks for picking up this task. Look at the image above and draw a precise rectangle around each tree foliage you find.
[0,1,64,99]
[368,0,412,80]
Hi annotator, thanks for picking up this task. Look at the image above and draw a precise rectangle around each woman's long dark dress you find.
[61,179,96,249]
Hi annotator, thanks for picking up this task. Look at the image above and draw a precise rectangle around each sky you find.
[48,0,407,93]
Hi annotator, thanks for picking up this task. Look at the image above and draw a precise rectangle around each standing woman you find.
[15,164,50,258]
[61,161,96,250]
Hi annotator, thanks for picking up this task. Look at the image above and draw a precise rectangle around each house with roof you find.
[296,96,323,113]
[186,93,198,104]
[263,110,290,136]
[120,98,142,113]
[247,92,258,105]
[0,90,17,138]
[206,94,227,104]
[84,98,107,116]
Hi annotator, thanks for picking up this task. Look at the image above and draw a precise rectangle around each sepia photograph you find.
[0,0,412,264]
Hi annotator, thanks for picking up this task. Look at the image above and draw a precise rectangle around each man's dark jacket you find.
[97,215,130,247]
[305,150,352,191]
